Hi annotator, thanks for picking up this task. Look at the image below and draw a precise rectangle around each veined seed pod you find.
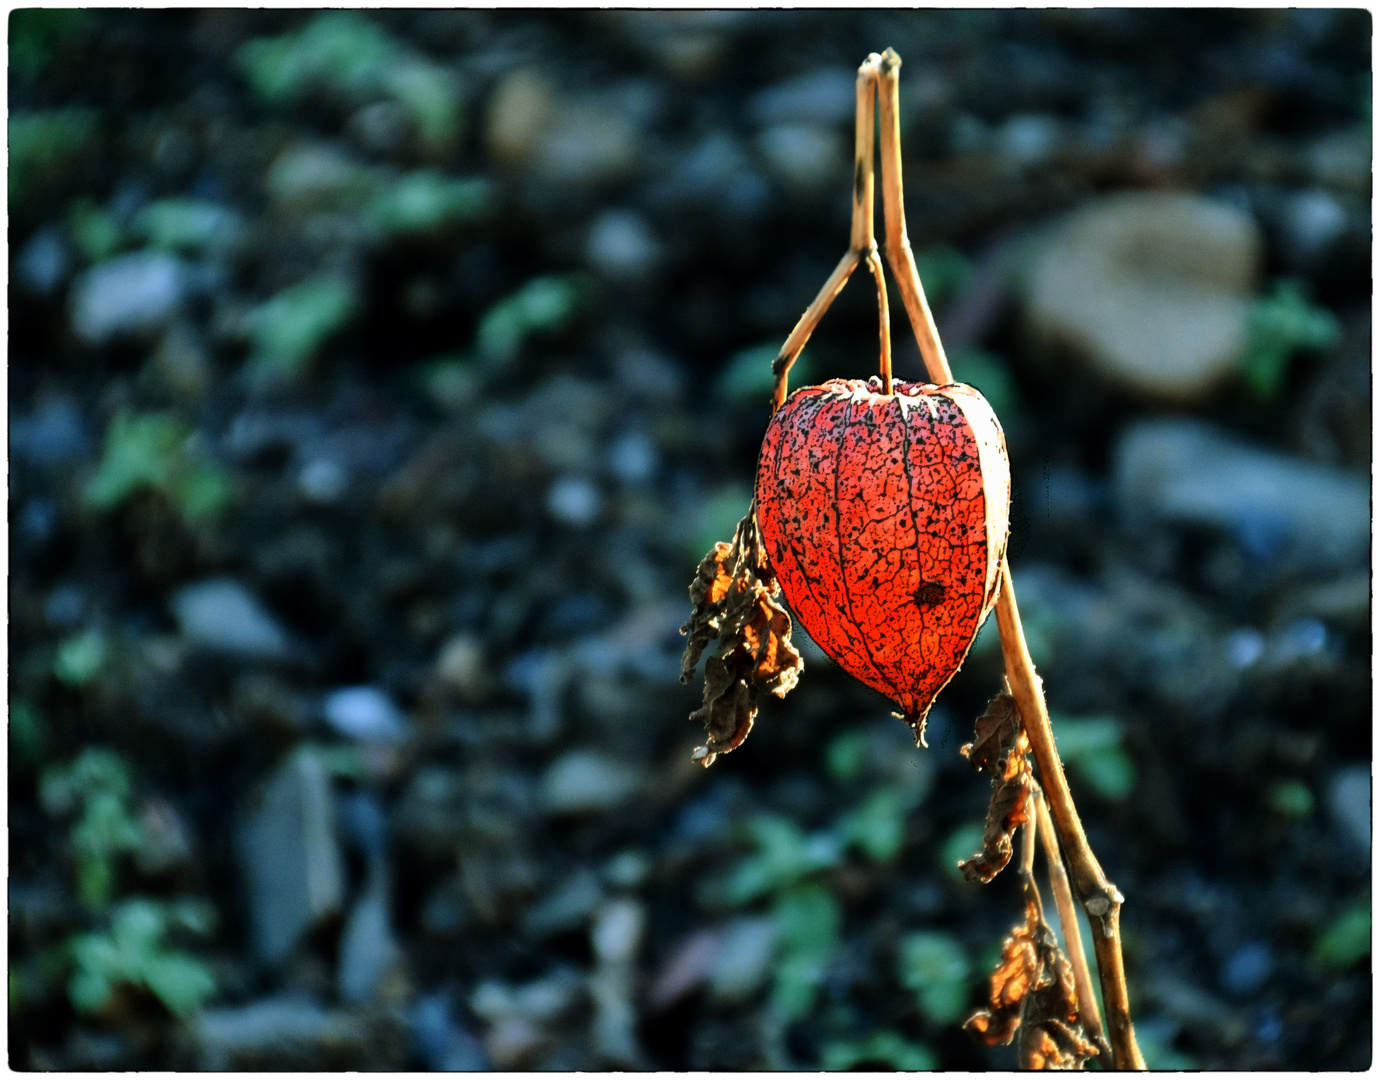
[754,376,1011,742]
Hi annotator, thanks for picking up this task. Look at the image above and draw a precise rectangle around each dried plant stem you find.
[996,568,1145,1069]
[771,54,883,414]
[1034,784,1114,1064]
[866,249,893,393]
[1017,805,1042,915]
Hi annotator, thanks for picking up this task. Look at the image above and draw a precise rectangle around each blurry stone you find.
[239,750,344,963]
[1282,189,1348,260]
[471,969,582,1067]
[11,396,87,466]
[486,68,556,170]
[1114,418,1368,570]
[153,322,212,397]
[17,226,70,295]
[748,68,856,126]
[410,991,488,1071]
[648,927,723,1010]
[1264,617,1329,668]
[71,251,189,344]
[539,750,643,815]
[604,848,651,889]
[1327,765,1370,853]
[614,347,683,401]
[591,898,646,1066]
[504,649,569,742]
[193,996,364,1070]
[663,133,770,219]
[547,475,602,527]
[45,583,86,628]
[756,123,845,191]
[1222,942,1273,996]
[607,430,657,484]
[322,686,408,743]
[524,868,602,938]
[337,865,402,1004]
[1026,192,1261,401]
[134,795,195,876]
[348,100,411,156]
[537,100,639,186]
[1224,628,1265,671]
[998,113,1060,167]
[708,915,776,1002]
[436,632,487,700]
[586,209,661,280]
[172,578,291,661]
[297,457,347,503]
[266,143,375,212]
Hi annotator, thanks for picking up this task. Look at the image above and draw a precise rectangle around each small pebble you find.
[71,251,188,344]
[1222,942,1273,996]
[708,916,776,1001]
[17,227,70,295]
[1327,765,1370,852]
[547,475,602,527]
[585,209,660,280]
[608,430,657,484]
[171,579,291,661]
[297,458,347,503]
[322,686,408,743]
[539,750,642,815]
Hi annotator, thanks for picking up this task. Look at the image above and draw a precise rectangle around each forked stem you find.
[866,249,892,394]
[1034,784,1113,1064]
[997,567,1144,1069]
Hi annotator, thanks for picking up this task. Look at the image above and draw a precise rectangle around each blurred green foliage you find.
[688,483,751,565]
[237,12,462,151]
[68,198,124,262]
[10,108,97,208]
[913,245,974,309]
[68,898,215,1017]
[949,346,1019,416]
[723,814,843,907]
[1314,902,1370,971]
[716,341,812,403]
[837,786,912,864]
[476,275,585,367]
[53,629,107,687]
[40,749,144,909]
[365,171,490,236]
[137,198,242,254]
[85,411,232,522]
[10,698,46,769]
[246,274,358,381]
[898,930,972,1024]
[1241,279,1341,400]
[770,883,840,1020]
[1267,778,1314,819]
[1049,714,1135,800]
[1136,1017,1197,1071]
[940,821,987,882]
[821,1030,937,1071]
[10,8,89,83]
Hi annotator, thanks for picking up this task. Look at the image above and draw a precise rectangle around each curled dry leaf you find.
[965,898,1098,1070]
[959,690,1033,883]
[680,506,802,766]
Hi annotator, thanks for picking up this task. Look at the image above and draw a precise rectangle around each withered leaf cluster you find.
[680,505,802,766]
[958,690,1033,883]
[965,898,1100,1069]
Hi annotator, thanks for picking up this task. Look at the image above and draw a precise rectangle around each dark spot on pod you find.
[914,580,946,607]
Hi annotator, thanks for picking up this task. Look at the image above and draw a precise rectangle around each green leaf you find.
[366,171,490,236]
[1267,779,1314,819]
[1315,903,1370,971]
[418,354,481,411]
[11,9,89,83]
[137,199,241,253]
[236,11,396,105]
[723,814,842,906]
[9,108,97,207]
[913,245,973,309]
[68,198,124,262]
[53,629,107,686]
[948,347,1019,416]
[821,1031,938,1072]
[1241,280,1342,400]
[898,930,971,1024]
[9,699,45,767]
[825,730,871,784]
[246,274,358,380]
[141,953,216,1017]
[383,59,463,151]
[476,275,583,366]
[688,483,752,566]
[770,884,840,1019]
[84,411,185,512]
[839,786,908,864]
[716,342,811,403]
[1050,715,1136,801]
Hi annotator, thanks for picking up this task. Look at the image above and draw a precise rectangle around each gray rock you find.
[193,996,362,1071]
[546,474,602,527]
[592,897,645,967]
[337,864,402,1004]
[1327,765,1370,852]
[1114,418,1369,570]
[756,123,845,191]
[171,579,291,661]
[1026,193,1261,401]
[17,227,70,295]
[10,396,87,466]
[708,915,776,1001]
[239,750,344,963]
[539,750,643,815]
[322,686,408,743]
[524,868,602,938]
[1221,941,1273,996]
[748,68,856,126]
[590,898,646,1066]
[585,209,661,281]
[71,251,188,344]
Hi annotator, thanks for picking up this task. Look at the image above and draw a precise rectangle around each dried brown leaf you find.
[680,507,803,766]
[966,897,1098,1070]
[959,691,1033,883]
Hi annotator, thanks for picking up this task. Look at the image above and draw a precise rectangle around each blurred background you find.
[8,9,1371,1070]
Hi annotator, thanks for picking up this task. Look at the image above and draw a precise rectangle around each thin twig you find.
[996,566,1145,1069]
[770,54,882,415]
[1034,784,1113,1064]
[866,249,892,393]
[1017,805,1042,917]
[875,48,951,386]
